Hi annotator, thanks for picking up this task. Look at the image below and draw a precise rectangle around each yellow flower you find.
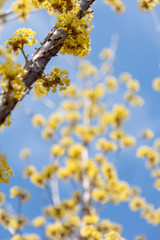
[0,192,5,206]
[154,138,160,149]
[152,77,160,91]
[10,186,31,203]
[30,172,46,188]
[46,223,64,238]
[12,0,33,21]
[124,92,144,107]
[50,144,65,156]
[60,136,73,148]
[68,144,84,158]
[78,60,97,79]
[106,75,118,91]
[113,104,129,126]
[0,209,11,227]
[135,235,147,240]
[58,10,93,57]
[138,0,159,12]
[119,72,132,83]
[61,84,78,98]
[96,138,117,152]
[0,61,25,99]
[99,48,114,59]
[58,167,72,179]
[136,145,149,158]
[0,150,13,183]
[127,79,140,92]
[95,154,106,164]
[92,188,108,203]
[9,214,28,231]
[20,148,31,159]
[110,129,125,140]
[129,196,146,211]
[11,235,24,240]
[32,114,46,127]
[41,126,54,140]
[32,216,45,227]
[43,162,58,180]
[23,165,36,178]
[23,234,40,240]
[5,28,37,55]
[154,178,160,191]
[137,146,159,167]
[141,129,154,139]
[81,224,102,239]
[120,135,136,148]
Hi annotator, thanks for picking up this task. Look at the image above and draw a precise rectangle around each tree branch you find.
[0,0,95,126]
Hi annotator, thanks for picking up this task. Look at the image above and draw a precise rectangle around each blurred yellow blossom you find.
[0,192,5,206]
[10,186,30,203]
[141,129,154,139]
[20,148,31,159]
[32,114,46,127]
[152,77,160,91]
[99,48,114,59]
[50,144,65,156]
[32,216,45,227]
[106,75,118,91]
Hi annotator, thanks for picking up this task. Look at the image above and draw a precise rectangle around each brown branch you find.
[0,0,95,126]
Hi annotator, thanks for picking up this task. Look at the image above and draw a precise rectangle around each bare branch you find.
[0,0,95,126]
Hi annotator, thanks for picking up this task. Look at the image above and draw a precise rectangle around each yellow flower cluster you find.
[137,145,159,168]
[0,150,13,183]
[129,195,160,225]
[103,0,126,14]
[141,128,154,139]
[0,209,28,233]
[83,85,105,103]
[96,138,117,153]
[99,48,114,59]
[20,148,31,159]
[152,77,160,91]
[23,165,36,178]
[58,10,93,57]
[33,67,70,98]
[30,162,58,187]
[12,0,33,21]
[0,61,25,99]
[0,192,5,206]
[75,124,99,143]
[32,216,45,227]
[32,114,46,127]
[61,84,78,98]
[0,46,15,61]
[10,186,31,203]
[40,112,63,139]
[5,28,37,56]
[44,0,76,14]
[138,0,159,12]
[105,75,118,92]
[120,73,144,107]
[78,60,97,79]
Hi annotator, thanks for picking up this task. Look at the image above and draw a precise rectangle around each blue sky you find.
[1,0,160,239]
